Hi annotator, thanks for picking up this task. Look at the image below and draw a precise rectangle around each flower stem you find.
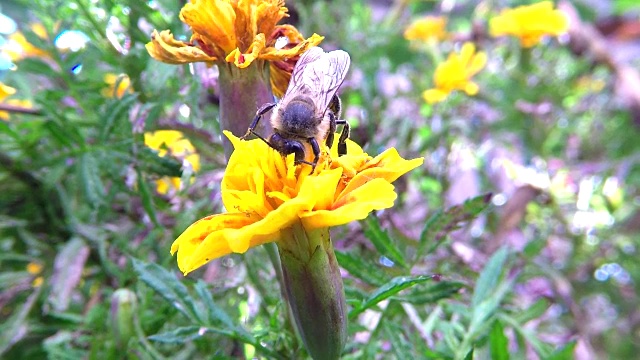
[217,61,274,159]
[277,222,347,360]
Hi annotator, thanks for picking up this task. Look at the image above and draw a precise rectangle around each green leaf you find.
[349,275,435,318]
[513,299,548,324]
[138,146,183,177]
[78,153,106,208]
[490,320,509,360]
[193,280,236,330]
[419,193,492,257]
[362,216,407,268]
[335,250,388,286]
[546,342,576,360]
[16,57,56,76]
[382,321,413,359]
[472,246,508,307]
[131,258,201,323]
[100,94,137,142]
[149,326,233,344]
[136,170,159,226]
[395,281,464,304]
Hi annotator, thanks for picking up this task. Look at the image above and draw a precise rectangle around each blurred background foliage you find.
[1,0,640,359]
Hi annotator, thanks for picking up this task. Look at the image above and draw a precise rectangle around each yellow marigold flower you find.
[102,74,133,98]
[145,0,323,69]
[489,1,568,48]
[26,262,43,275]
[404,16,448,42]
[0,83,33,121]
[144,130,201,195]
[423,42,487,104]
[171,131,423,275]
[5,23,50,61]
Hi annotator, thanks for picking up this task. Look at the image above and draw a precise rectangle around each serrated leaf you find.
[78,153,106,208]
[419,193,492,257]
[349,275,435,318]
[100,93,137,142]
[131,258,201,323]
[382,321,413,359]
[335,250,388,286]
[149,326,233,344]
[194,280,237,330]
[472,246,508,307]
[490,320,509,360]
[138,146,183,177]
[136,170,159,226]
[395,281,464,304]
[362,216,407,268]
[44,121,75,148]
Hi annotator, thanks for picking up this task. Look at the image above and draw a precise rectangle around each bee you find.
[241,47,351,170]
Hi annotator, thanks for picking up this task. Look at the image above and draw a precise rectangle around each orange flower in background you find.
[144,130,201,195]
[171,131,423,275]
[404,16,448,43]
[423,42,487,104]
[489,1,568,48]
[146,0,323,95]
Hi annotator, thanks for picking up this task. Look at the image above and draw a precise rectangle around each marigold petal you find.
[180,0,237,54]
[225,33,266,68]
[260,33,324,61]
[301,178,397,228]
[423,88,449,104]
[146,30,218,64]
[298,167,343,211]
[171,213,258,273]
[468,52,487,75]
[0,83,17,101]
[464,82,480,96]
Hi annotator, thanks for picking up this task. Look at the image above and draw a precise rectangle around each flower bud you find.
[278,224,347,360]
[110,288,138,349]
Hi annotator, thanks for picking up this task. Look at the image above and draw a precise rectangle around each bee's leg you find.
[335,119,350,156]
[326,112,337,148]
[241,102,276,140]
[307,137,321,171]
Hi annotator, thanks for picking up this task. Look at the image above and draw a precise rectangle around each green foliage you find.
[1,0,638,359]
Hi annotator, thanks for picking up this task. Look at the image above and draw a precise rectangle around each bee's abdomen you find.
[277,98,320,138]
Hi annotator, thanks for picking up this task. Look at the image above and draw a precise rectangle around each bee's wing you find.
[281,47,351,116]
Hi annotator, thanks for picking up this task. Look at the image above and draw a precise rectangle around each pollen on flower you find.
[170,131,423,275]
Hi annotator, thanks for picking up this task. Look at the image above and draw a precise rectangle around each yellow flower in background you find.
[26,262,43,275]
[4,23,50,61]
[171,131,423,275]
[404,16,448,42]
[423,42,487,104]
[144,130,201,195]
[102,74,133,98]
[0,82,33,121]
[489,1,568,48]
[146,0,323,93]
